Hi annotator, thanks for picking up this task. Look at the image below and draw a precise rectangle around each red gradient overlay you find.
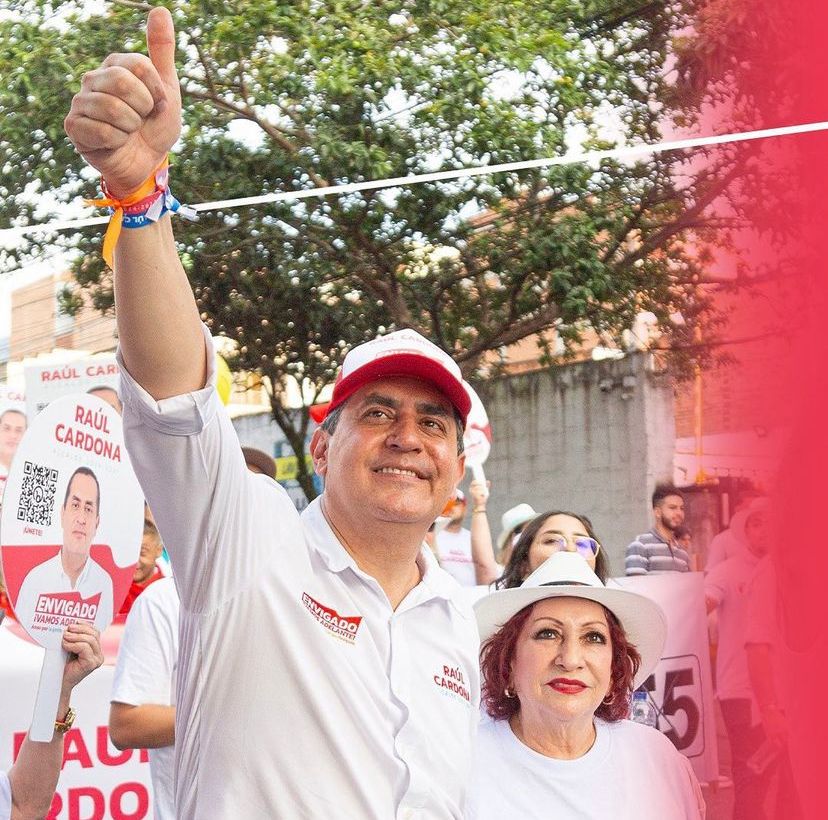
[697,2,828,818]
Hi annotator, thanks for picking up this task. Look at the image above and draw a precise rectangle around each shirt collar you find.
[301,497,470,617]
[58,551,92,589]
[301,497,358,573]
[649,528,673,546]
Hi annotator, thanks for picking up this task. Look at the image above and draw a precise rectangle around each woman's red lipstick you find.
[548,678,587,694]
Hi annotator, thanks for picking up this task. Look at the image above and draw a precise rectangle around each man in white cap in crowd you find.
[64,8,478,817]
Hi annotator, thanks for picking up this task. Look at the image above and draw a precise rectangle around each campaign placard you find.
[0,393,143,740]
[463,381,492,485]
[24,356,120,418]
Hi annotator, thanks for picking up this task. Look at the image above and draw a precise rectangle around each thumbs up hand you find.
[64,7,181,198]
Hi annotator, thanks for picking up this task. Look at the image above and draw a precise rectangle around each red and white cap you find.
[309,329,471,424]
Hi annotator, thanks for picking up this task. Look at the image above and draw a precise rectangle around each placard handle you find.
[29,647,67,742]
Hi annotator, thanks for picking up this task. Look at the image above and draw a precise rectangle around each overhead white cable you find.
[2,119,826,242]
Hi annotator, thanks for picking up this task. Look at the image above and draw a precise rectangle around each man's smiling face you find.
[312,376,465,529]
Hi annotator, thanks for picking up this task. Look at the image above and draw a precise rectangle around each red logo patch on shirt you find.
[302,593,363,644]
[433,663,471,703]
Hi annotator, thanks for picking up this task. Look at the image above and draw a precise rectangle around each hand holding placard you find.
[0,395,143,741]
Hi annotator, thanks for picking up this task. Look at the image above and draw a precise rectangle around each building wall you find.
[10,272,116,360]
[229,354,678,573]
[474,352,676,576]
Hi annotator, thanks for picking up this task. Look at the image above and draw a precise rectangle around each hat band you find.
[539,580,590,587]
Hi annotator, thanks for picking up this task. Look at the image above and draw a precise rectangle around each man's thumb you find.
[146,6,177,84]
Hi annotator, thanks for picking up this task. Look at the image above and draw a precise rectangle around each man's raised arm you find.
[64,7,205,399]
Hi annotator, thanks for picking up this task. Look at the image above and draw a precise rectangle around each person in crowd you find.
[0,408,26,494]
[434,489,477,585]
[496,510,610,588]
[467,551,704,819]
[465,479,499,586]
[109,445,277,819]
[110,575,178,820]
[0,407,26,611]
[0,577,12,621]
[674,526,699,571]
[495,503,537,567]
[240,446,277,479]
[625,483,691,575]
[1,624,104,820]
[705,488,760,570]
[64,14,479,815]
[119,520,166,616]
[675,526,692,553]
[87,384,123,414]
[705,497,786,819]
[743,555,803,819]
[14,466,114,633]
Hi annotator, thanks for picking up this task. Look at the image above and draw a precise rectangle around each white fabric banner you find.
[613,572,718,784]
[0,626,153,819]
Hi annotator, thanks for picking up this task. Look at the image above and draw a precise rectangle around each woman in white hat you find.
[467,552,704,819]
[496,504,538,566]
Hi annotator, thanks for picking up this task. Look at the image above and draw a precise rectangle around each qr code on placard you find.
[17,461,58,527]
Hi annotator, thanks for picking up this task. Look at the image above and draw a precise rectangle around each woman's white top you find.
[466,717,705,819]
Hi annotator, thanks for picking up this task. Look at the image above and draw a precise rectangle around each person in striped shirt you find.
[625,484,692,575]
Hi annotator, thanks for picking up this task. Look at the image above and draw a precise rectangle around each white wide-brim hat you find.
[496,503,537,553]
[474,552,667,689]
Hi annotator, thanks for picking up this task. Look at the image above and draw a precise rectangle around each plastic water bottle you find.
[630,690,658,728]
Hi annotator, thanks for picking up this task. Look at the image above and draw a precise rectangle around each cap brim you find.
[330,354,471,423]
[309,403,330,423]
[474,584,667,690]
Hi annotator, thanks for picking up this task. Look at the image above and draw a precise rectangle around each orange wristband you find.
[84,159,170,268]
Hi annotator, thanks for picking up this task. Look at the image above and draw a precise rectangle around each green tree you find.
[1,0,730,500]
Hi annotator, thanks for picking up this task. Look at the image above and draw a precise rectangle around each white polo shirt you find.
[111,577,179,820]
[117,328,480,820]
[13,553,114,638]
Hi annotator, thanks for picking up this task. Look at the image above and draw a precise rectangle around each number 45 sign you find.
[613,574,719,784]
[639,654,705,756]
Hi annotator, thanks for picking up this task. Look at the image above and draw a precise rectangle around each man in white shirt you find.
[1,622,103,820]
[108,449,275,820]
[65,9,479,817]
[14,467,114,636]
[110,577,179,820]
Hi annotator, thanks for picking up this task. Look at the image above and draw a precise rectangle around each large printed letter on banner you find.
[612,573,718,784]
